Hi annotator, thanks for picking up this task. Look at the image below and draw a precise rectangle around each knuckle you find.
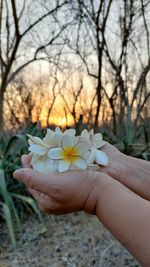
[25,171,34,188]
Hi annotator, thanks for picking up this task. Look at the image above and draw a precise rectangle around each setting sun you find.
[51,114,74,127]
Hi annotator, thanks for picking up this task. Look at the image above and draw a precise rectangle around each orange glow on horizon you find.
[51,114,74,127]
[39,114,74,128]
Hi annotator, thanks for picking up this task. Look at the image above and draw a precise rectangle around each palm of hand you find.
[21,155,98,215]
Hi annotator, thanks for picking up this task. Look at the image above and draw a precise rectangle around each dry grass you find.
[0,212,140,267]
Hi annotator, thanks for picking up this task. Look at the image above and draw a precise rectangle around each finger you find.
[28,187,60,214]
[101,142,119,159]
[21,154,32,168]
[28,187,48,200]
[13,168,57,195]
[28,187,50,205]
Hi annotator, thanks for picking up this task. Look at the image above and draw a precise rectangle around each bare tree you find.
[59,74,84,130]
[103,0,150,135]
[67,0,113,129]
[0,0,68,129]
[1,0,150,135]
[67,0,150,134]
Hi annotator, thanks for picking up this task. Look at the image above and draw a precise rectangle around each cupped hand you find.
[19,148,125,215]
[13,155,103,215]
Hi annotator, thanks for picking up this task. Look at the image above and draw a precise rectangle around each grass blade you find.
[0,169,10,208]
[11,193,44,224]
[8,196,22,231]
[2,203,17,249]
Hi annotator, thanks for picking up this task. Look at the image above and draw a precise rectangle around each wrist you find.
[83,171,114,215]
[108,152,150,200]
[118,155,150,200]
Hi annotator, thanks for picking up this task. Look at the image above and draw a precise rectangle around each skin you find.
[13,145,150,266]
[100,142,150,200]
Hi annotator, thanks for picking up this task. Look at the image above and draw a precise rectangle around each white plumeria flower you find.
[81,129,105,148]
[27,129,61,173]
[56,127,76,137]
[48,134,89,172]
[81,129,108,166]
[44,127,76,146]
[27,127,109,173]
[28,135,47,153]
[27,127,77,173]
[28,127,76,155]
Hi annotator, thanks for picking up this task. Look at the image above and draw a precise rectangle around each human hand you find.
[100,142,150,201]
[99,142,125,180]
[16,154,150,266]
[20,144,150,206]
[21,154,32,168]
[13,157,103,215]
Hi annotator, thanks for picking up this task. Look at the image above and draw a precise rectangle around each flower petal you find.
[95,150,109,166]
[48,148,63,159]
[50,127,63,146]
[89,129,94,135]
[75,141,89,155]
[27,134,44,145]
[43,129,55,146]
[45,158,58,172]
[62,134,74,149]
[31,154,48,173]
[83,151,90,160]
[32,154,58,173]
[98,140,106,148]
[28,139,34,146]
[81,129,89,139]
[64,128,76,136]
[93,133,103,148]
[86,147,96,164]
[58,160,70,172]
[32,160,45,172]
[72,157,87,170]
[55,127,62,135]
[29,144,48,155]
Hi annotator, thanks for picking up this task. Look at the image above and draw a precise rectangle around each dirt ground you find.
[0,212,140,267]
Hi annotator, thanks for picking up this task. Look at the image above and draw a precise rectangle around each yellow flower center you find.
[61,146,79,163]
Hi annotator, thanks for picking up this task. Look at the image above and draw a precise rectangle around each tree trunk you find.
[94,91,101,130]
[0,89,4,131]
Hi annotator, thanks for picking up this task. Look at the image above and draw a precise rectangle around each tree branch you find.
[11,0,20,38]
[21,1,67,37]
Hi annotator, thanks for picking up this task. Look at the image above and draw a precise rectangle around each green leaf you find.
[3,134,27,158]
[11,193,44,224]
[8,196,21,231]
[2,202,17,250]
[0,169,10,207]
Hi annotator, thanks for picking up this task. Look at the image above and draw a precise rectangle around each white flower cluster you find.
[27,127,108,173]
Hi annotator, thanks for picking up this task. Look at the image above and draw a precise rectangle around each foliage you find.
[0,123,44,249]
[101,118,150,160]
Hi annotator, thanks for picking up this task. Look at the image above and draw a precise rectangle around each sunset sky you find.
[1,0,150,130]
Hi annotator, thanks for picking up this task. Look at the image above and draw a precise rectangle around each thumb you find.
[13,168,54,194]
[21,154,32,168]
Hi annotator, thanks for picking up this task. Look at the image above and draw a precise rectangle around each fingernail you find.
[13,169,23,179]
